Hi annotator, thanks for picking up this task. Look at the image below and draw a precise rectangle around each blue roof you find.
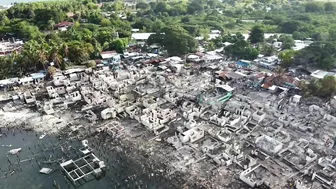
[236,61,250,67]
[30,73,46,79]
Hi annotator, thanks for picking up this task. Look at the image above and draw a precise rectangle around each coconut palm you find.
[66,41,94,64]
[272,66,287,86]
[48,40,63,69]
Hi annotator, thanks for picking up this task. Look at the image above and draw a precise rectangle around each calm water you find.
[0,0,60,6]
[0,127,188,189]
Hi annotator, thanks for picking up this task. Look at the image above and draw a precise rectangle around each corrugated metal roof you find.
[131,33,155,40]
[30,73,45,79]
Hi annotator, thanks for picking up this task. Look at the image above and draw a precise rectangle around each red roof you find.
[55,22,73,28]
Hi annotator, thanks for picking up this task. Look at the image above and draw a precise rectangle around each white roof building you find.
[131,33,155,41]
[131,28,140,32]
[311,70,336,79]
[210,30,221,34]
[293,40,313,51]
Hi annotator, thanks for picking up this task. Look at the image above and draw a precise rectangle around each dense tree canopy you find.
[279,49,297,67]
[0,0,336,80]
[249,26,264,44]
[148,26,198,56]
[300,76,336,98]
[279,35,295,50]
[223,34,259,60]
[294,42,336,70]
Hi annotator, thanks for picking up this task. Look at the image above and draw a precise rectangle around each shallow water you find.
[0,128,186,189]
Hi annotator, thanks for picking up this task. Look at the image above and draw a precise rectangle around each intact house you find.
[30,73,46,84]
[54,21,73,31]
[131,33,155,46]
[311,70,336,79]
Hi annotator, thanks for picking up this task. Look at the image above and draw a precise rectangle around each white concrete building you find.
[180,127,205,143]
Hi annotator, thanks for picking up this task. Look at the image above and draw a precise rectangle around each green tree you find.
[248,25,264,43]
[87,2,98,9]
[320,56,336,70]
[148,26,198,56]
[279,36,295,50]
[110,38,127,53]
[66,41,94,64]
[47,66,57,77]
[205,41,215,51]
[320,76,336,98]
[136,2,149,10]
[279,49,296,67]
[47,20,55,30]
[324,2,336,12]
[293,42,336,70]
[305,3,323,13]
[260,43,276,56]
[280,21,301,34]
[112,1,125,12]
[329,27,336,41]
[34,9,65,29]
[100,18,111,27]
[48,40,64,69]
[87,11,102,24]
[224,39,259,60]
[86,60,96,68]
[306,76,336,98]
[154,2,170,14]
[292,31,308,40]
[187,1,203,14]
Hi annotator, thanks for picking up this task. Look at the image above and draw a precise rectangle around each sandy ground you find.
[0,108,72,133]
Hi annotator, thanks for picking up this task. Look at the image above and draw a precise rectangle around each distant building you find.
[311,70,336,79]
[131,28,140,33]
[54,22,73,31]
[210,30,221,35]
[131,33,155,45]
[66,12,75,18]
[293,40,313,51]
[0,41,24,56]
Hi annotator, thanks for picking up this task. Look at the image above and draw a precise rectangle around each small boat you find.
[9,148,21,155]
[39,134,46,140]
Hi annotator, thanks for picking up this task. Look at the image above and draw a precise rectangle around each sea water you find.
[0,0,61,6]
[0,127,189,189]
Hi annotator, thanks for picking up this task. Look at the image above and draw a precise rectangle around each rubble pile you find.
[0,54,335,189]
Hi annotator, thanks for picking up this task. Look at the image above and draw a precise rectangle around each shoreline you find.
[0,104,210,188]
[0,0,62,6]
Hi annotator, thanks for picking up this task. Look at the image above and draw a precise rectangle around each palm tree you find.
[66,40,96,64]
[21,39,49,71]
[36,43,49,71]
[272,66,287,86]
[47,20,56,30]
[49,40,63,68]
